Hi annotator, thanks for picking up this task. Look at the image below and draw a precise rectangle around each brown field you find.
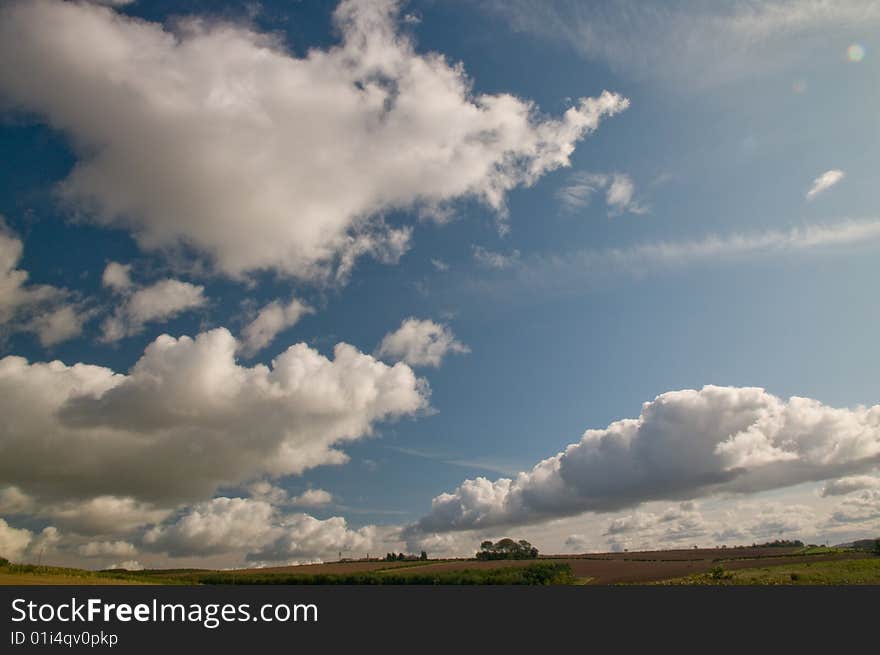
[220,546,872,584]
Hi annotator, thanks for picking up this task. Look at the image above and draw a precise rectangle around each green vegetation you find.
[191,563,573,585]
[797,546,848,555]
[0,561,180,585]
[476,538,539,560]
[659,557,880,585]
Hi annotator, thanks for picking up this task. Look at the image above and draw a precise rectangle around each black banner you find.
[2,586,875,652]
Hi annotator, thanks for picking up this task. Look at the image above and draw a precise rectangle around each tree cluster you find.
[476,538,538,560]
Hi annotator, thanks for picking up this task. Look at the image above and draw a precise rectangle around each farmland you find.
[3,544,876,585]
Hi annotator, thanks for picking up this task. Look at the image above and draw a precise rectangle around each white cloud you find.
[44,497,171,536]
[806,169,845,200]
[0,219,86,346]
[108,560,144,570]
[472,245,521,269]
[430,258,450,272]
[0,327,429,514]
[558,172,646,215]
[239,297,312,357]
[77,540,137,558]
[144,497,277,557]
[248,513,381,564]
[0,518,33,562]
[144,496,381,562]
[376,318,469,367]
[101,261,133,292]
[411,385,880,534]
[821,474,880,497]
[290,489,334,508]
[0,0,627,281]
[101,275,208,342]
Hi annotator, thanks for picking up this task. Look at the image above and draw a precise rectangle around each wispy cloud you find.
[476,218,880,295]
[485,0,880,88]
[388,446,524,477]
[472,245,521,269]
[806,169,845,200]
[558,172,647,216]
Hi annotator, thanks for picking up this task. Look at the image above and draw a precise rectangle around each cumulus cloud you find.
[290,489,334,508]
[77,540,137,558]
[472,245,521,269]
[0,518,33,562]
[248,513,380,564]
[0,0,627,281]
[557,172,646,215]
[0,327,429,515]
[144,496,380,562]
[806,169,845,200]
[0,219,87,346]
[376,318,469,367]
[100,265,207,341]
[239,297,312,357]
[411,386,880,534]
[101,262,133,292]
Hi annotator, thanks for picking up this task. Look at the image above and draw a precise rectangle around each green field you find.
[658,557,880,585]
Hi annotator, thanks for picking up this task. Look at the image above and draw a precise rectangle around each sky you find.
[1,0,879,570]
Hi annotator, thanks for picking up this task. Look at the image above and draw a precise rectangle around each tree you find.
[475,538,539,560]
[873,539,880,556]
[420,550,428,561]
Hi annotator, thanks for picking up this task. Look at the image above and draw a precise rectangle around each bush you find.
[0,557,9,567]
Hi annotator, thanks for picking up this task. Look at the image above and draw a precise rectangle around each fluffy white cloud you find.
[44,497,171,536]
[557,172,646,215]
[0,518,33,562]
[101,270,207,342]
[101,262,133,292]
[144,497,277,556]
[77,540,137,558]
[144,496,380,562]
[411,386,880,534]
[0,219,86,346]
[290,489,334,508]
[0,0,627,281]
[376,318,469,367]
[806,169,845,200]
[239,297,312,357]
[0,327,429,513]
[248,513,380,564]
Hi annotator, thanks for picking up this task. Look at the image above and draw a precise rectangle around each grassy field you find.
[2,546,876,585]
[657,557,880,585]
[0,562,180,585]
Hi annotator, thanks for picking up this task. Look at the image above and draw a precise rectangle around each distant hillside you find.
[834,538,880,551]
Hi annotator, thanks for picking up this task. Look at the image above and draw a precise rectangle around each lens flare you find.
[847,43,866,62]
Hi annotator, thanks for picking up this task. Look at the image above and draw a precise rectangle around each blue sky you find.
[1,0,879,568]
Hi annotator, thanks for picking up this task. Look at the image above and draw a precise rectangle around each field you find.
[2,547,876,585]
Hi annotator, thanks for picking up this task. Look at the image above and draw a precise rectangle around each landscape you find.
[3,539,878,586]
[1,0,879,590]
